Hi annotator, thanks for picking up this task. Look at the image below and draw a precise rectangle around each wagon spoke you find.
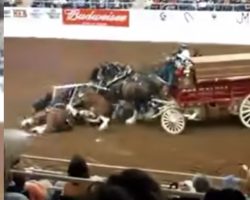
[242,109,250,114]
[239,94,250,128]
[176,124,183,131]
[242,112,250,120]
[242,103,250,109]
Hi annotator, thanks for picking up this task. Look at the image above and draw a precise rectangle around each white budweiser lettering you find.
[65,10,127,22]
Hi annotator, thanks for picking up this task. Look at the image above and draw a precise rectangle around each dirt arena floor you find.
[5,38,250,180]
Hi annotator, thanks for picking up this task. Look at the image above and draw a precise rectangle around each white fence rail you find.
[10,168,205,199]
[21,154,247,183]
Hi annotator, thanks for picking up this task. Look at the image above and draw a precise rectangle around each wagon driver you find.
[158,44,193,87]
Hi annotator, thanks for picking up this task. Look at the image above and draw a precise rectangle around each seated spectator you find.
[5,192,29,200]
[204,188,246,200]
[220,188,246,200]
[222,175,241,190]
[86,182,133,200]
[107,168,165,200]
[24,179,52,200]
[192,174,211,193]
[61,154,90,200]
[7,174,29,198]
[203,188,222,200]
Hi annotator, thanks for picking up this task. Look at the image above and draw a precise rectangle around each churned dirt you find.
[4,38,250,180]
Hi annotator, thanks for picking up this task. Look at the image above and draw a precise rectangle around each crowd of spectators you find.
[3,0,250,10]
[4,130,250,200]
[146,0,250,11]
[5,153,250,200]
[3,0,135,9]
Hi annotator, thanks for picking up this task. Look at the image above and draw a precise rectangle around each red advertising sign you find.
[63,9,129,27]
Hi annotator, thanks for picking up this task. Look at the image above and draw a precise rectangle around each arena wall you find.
[4,7,250,45]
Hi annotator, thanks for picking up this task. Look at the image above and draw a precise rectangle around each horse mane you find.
[89,67,99,81]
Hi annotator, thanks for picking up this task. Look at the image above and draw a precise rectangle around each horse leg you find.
[112,104,120,119]
[66,104,78,117]
[98,115,110,131]
[30,124,47,135]
[125,109,138,125]
[20,117,34,128]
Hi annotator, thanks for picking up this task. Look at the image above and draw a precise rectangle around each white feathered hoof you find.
[98,116,110,131]
[98,123,108,131]
[125,117,136,125]
[30,125,46,135]
[20,117,33,129]
[31,127,39,134]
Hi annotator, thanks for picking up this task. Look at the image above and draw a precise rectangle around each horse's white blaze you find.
[239,94,250,128]
[31,124,47,135]
[98,116,110,131]
[21,117,34,127]
[125,110,138,125]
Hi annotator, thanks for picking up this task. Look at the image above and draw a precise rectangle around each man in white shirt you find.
[175,44,192,65]
[159,44,193,86]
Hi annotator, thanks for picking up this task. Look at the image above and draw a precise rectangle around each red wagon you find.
[160,53,250,135]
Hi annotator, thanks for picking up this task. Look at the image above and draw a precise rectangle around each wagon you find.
[159,53,250,135]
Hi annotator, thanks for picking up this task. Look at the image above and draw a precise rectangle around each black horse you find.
[96,70,168,124]
[32,88,74,113]
[89,62,132,86]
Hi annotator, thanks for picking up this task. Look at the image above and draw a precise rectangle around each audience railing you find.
[10,168,205,199]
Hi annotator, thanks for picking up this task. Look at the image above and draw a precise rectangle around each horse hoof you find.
[20,121,28,128]
[98,125,108,131]
[125,119,136,125]
[31,129,38,133]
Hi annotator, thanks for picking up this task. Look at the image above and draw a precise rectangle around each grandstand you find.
[0,19,3,124]
[3,0,250,10]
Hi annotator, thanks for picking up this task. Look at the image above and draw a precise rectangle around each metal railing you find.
[10,168,205,199]
[21,154,247,184]
[7,154,248,199]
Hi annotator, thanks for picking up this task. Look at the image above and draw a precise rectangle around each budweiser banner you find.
[62,9,129,27]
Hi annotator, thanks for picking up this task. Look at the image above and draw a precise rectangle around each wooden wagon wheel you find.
[161,108,186,135]
[239,94,250,129]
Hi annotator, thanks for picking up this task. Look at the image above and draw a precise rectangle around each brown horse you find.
[21,106,73,134]
[68,88,113,131]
